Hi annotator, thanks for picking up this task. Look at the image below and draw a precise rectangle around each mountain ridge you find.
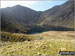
[1,1,74,33]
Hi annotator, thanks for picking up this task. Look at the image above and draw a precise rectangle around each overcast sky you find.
[1,0,68,11]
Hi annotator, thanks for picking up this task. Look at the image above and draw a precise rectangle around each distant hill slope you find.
[38,1,74,29]
[1,9,31,33]
[1,5,42,25]
[1,0,74,33]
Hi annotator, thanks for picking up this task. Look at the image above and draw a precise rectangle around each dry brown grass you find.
[0,31,75,56]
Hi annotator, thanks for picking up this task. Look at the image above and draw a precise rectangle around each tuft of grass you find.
[1,31,38,42]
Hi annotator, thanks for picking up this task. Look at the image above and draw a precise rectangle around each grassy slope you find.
[0,31,75,56]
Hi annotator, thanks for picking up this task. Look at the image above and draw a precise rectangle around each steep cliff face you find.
[1,1,74,33]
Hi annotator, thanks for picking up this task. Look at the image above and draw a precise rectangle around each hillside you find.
[39,1,74,29]
[0,31,75,56]
[1,5,42,33]
[1,0,74,33]
[1,14,30,33]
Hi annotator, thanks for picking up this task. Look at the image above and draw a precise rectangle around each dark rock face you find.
[1,1,75,33]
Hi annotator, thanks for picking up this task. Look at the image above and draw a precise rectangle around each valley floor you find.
[0,31,75,56]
